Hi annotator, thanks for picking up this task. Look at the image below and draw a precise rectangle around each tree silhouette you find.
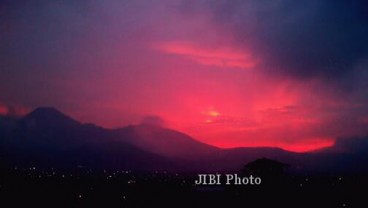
[241,158,289,178]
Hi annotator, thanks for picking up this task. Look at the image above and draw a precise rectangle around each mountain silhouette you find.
[113,124,220,159]
[11,107,104,152]
[25,107,81,126]
[1,107,176,170]
[1,107,368,173]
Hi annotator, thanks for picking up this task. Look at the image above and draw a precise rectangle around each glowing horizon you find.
[1,0,368,153]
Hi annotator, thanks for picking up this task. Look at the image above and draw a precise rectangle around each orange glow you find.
[202,109,220,124]
[285,138,335,153]
[209,111,219,117]
[204,136,335,153]
[154,41,259,68]
[205,109,220,117]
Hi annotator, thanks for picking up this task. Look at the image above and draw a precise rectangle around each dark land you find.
[1,107,368,207]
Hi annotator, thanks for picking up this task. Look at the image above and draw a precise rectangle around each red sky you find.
[1,0,368,152]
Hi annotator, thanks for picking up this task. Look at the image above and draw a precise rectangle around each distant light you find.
[208,110,219,117]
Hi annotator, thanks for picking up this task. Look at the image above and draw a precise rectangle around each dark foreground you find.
[0,166,367,208]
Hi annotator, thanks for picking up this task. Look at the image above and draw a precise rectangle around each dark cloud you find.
[185,0,368,81]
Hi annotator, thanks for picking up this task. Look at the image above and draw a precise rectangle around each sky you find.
[1,0,368,152]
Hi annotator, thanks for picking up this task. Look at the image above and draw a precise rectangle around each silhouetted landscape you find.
[0,107,368,207]
[3,0,368,206]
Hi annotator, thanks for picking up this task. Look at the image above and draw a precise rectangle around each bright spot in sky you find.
[208,110,220,117]
[202,108,220,124]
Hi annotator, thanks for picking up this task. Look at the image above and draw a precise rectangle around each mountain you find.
[24,107,81,128]
[0,115,17,139]
[9,107,111,152]
[295,137,368,174]
[1,107,292,171]
[1,107,176,170]
[1,107,368,174]
[113,124,220,159]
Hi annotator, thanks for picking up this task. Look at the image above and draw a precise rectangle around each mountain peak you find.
[25,107,80,127]
[27,107,66,119]
[29,107,63,115]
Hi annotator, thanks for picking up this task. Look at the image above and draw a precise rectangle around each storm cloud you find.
[184,0,368,83]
